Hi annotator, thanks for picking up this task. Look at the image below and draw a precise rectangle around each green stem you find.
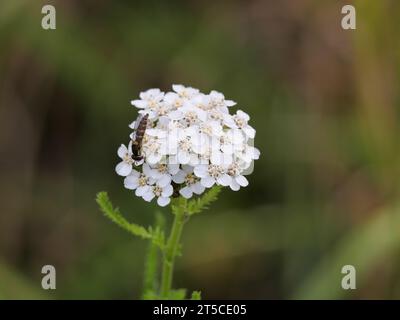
[160,199,187,298]
[142,212,165,299]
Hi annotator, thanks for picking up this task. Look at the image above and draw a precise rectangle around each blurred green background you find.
[1,0,399,299]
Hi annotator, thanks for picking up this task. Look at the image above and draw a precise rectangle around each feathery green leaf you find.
[96,192,152,239]
[187,186,222,215]
[171,196,187,216]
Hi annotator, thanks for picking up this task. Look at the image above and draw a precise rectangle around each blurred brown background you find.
[0,0,399,299]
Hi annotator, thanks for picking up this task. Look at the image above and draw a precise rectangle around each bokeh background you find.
[1,0,400,299]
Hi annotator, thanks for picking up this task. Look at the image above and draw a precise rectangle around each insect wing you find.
[133,114,144,131]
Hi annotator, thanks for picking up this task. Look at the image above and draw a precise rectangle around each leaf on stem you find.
[171,196,187,216]
[95,192,165,249]
[96,192,151,238]
[187,186,222,215]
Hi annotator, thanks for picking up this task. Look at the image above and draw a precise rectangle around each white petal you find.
[177,129,187,140]
[167,156,179,168]
[158,142,168,155]
[146,110,157,120]
[167,141,178,155]
[243,126,256,139]
[236,175,249,187]
[237,110,250,121]
[147,153,162,165]
[217,174,232,186]
[131,100,147,109]
[115,162,132,176]
[168,164,180,175]
[219,106,229,114]
[117,144,128,158]
[177,151,190,164]
[136,185,150,197]
[124,175,139,190]
[224,116,236,128]
[158,116,170,127]
[210,151,223,165]
[146,128,160,137]
[182,165,194,173]
[192,140,208,155]
[130,169,141,177]
[172,170,186,183]
[128,121,136,129]
[188,154,201,166]
[157,129,168,138]
[221,143,234,154]
[179,186,193,199]
[229,179,240,191]
[232,130,244,143]
[252,147,260,160]
[210,122,223,136]
[201,176,215,188]
[142,163,152,176]
[149,168,162,179]
[194,165,208,178]
[168,110,183,120]
[241,151,252,163]
[225,99,236,106]
[157,197,170,207]
[164,92,179,104]
[162,184,174,197]
[220,153,233,166]
[172,84,184,93]
[157,174,171,188]
[191,182,205,195]
[142,190,155,202]
[196,108,207,122]
[140,88,162,100]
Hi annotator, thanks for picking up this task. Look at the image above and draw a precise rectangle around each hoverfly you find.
[131,113,149,162]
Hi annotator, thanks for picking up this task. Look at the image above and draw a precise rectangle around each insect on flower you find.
[131,113,149,163]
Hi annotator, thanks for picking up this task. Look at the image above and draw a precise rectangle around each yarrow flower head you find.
[116,84,260,206]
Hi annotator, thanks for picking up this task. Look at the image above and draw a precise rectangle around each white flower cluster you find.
[116,85,260,207]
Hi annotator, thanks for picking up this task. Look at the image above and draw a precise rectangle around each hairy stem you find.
[160,199,187,298]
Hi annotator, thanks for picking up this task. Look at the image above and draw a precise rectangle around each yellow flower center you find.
[185,173,197,185]
[138,175,148,186]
